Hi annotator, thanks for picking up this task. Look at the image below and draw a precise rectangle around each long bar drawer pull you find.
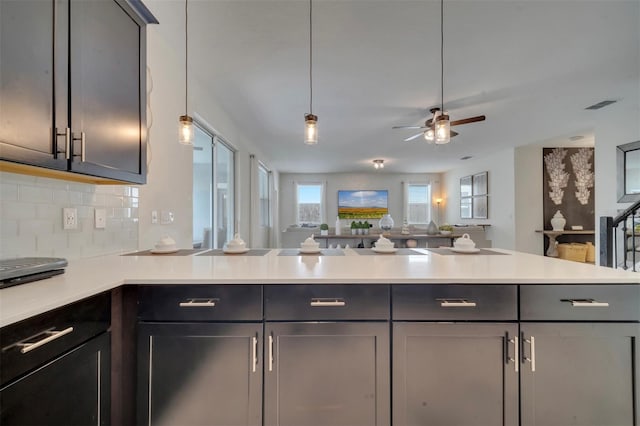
[437,298,477,307]
[508,335,519,373]
[252,336,258,373]
[310,298,346,307]
[268,334,274,372]
[179,298,218,307]
[524,336,536,372]
[564,299,609,307]
[18,327,74,354]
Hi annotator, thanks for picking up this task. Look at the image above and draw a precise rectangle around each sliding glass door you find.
[192,123,235,249]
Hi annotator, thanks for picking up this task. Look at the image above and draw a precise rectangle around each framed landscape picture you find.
[337,190,388,219]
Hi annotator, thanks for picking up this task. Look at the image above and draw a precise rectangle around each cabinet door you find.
[520,323,640,426]
[137,323,262,426]
[69,0,146,183]
[264,322,390,426]
[393,323,519,426]
[0,0,69,169]
[0,332,110,426]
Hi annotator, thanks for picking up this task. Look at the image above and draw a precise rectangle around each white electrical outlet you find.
[160,210,174,225]
[151,210,158,224]
[95,208,107,229]
[63,207,78,230]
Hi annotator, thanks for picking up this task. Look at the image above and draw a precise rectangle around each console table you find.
[315,233,461,248]
[536,230,596,257]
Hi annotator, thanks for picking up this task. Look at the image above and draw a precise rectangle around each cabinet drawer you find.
[0,292,110,386]
[137,285,262,321]
[264,284,389,320]
[392,285,517,321]
[520,284,640,321]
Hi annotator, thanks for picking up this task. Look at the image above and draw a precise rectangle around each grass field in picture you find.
[338,207,387,219]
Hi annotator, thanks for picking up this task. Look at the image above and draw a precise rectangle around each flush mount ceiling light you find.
[178,0,194,146]
[373,159,384,169]
[304,0,318,145]
[392,0,485,144]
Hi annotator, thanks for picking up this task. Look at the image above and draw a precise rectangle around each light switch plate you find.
[95,208,106,229]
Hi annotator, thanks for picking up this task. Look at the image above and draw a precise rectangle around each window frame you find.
[295,181,326,226]
[403,182,432,225]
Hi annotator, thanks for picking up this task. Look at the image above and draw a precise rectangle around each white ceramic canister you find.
[550,210,566,231]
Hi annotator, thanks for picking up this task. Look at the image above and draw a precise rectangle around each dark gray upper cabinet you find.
[0,0,68,170]
[0,0,156,184]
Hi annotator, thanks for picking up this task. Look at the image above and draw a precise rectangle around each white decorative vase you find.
[550,210,566,231]
[426,220,439,235]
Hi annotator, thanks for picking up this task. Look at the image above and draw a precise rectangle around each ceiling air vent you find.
[585,100,617,110]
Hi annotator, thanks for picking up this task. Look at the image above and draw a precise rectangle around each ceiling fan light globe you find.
[435,115,450,144]
[424,128,435,142]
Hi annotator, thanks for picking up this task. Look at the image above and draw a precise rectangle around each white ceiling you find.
[186,0,639,173]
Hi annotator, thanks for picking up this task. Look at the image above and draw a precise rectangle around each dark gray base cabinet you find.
[0,332,110,426]
[264,322,390,426]
[393,323,519,426]
[520,323,640,426]
[137,323,262,426]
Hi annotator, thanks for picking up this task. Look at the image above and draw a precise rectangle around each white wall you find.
[442,149,516,249]
[513,144,544,254]
[140,0,277,250]
[279,172,442,235]
[594,104,640,264]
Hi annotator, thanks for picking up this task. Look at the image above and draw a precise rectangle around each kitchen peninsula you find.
[1,249,638,426]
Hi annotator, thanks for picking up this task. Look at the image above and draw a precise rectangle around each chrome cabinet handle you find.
[17,327,74,354]
[507,334,519,372]
[437,298,477,307]
[72,132,86,162]
[310,298,346,307]
[178,298,218,307]
[252,336,258,373]
[563,299,609,307]
[268,334,274,372]
[523,335,536,372]
[56,128,71,159]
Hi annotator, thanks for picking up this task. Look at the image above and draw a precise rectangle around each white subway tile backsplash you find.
[0,171,139,259]
[2,202,37,220]
[19,185,54,203]
[1,183,18,201]
[1,220,18,238]
[0,235,37,258]
[19,219,54,236]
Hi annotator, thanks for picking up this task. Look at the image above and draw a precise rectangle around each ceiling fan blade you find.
[450,130,459,137]
[404,132,425,142]
[392,125,428,130]
[450,115,486,126]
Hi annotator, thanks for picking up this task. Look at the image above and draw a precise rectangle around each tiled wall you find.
[0,172,139,259]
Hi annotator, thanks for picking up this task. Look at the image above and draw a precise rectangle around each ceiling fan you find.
[392,0,486,144]
[393,107,485,143]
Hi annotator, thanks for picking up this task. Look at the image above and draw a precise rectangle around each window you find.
[296,183,324,226]
[258,164,270,227]
[405,183,431,225]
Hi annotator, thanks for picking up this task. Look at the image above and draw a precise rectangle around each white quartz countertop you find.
[1,248,638,327]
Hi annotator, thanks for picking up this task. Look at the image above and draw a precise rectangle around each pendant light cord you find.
[440,0,444,113]
[185,0,189,115]
[309,0,313,115]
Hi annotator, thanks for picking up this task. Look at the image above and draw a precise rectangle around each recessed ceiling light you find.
[460,156,473,160]
[585,100,617,110]
[569,135,585,141]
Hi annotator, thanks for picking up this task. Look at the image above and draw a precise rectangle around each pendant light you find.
[434,0,450,144]
[178,0,194,146]
[304,0,318,145]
